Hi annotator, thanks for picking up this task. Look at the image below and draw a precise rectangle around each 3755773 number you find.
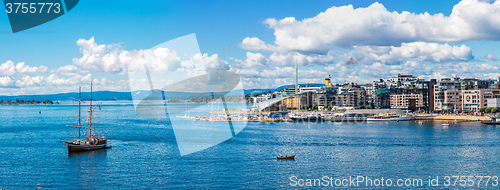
[5,3,61,14]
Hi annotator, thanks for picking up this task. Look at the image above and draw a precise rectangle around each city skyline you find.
[0,0,500,95]
[252,73,500,113]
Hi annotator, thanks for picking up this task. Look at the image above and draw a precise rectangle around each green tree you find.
[327,105,332,111]
[300,105,307,111]
[16,98,19,103]
[479,107,486,113]
[365,105,372,109]
[492,107,499,113]
[312,105,318,110]
[485,107,491,113]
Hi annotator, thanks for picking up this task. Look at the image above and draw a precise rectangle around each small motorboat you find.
[367,113,412,121]
[482,116,500,125]
[277,155,295,159]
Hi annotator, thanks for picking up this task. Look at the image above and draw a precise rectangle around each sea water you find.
[0,102,500,189]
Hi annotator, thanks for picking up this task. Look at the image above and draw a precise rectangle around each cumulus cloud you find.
[485,53,497,61]
[254,0,500,52]
[359,61,432,78]
[352,42,473,64]
[14,73,95,88]
[0,76,14,87]
[177,53,230,77]
[230,52,269,70]
[0,61,48,76]
[238,37,278,52]
[269,51,335,66]
[73,37,181,75]
[430,62,500,79]
[234,67,328,88]
[15,75,45,87]
[53,65,80,75]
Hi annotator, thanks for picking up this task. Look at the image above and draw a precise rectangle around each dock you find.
[414,115,490,121]
[329,117,366,122]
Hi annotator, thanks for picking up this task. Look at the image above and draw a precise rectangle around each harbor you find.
[2,102,500,189]
[176,108,495,123]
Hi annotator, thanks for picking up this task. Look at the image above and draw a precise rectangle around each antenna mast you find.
[295,54,298,94]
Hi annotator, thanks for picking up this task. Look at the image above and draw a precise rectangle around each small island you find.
[0,99,59,105]
[166,98,183,103]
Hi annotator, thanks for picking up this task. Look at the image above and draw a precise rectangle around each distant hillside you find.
[0,91,133,102]
[0,84,323,101]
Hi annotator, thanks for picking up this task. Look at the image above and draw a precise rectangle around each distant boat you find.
[481,116,500,125]
[277,155,295,159]
[367,113,412,121]
[261,119,283,122]
[289,113,324,122]
[58,83,111,152]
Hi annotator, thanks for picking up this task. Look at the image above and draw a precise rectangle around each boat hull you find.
[366,116,412,121]
[290,117,324,122]
[68,144,111,152]
[481,121,500,125]
[277,155,295,159]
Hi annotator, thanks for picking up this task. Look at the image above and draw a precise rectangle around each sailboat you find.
[59,83,111,152]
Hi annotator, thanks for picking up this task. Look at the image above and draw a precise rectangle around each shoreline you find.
[415,115,491,121]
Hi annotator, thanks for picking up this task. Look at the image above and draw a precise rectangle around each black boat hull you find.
[68,144,111,152]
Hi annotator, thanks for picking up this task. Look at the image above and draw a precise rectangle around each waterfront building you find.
[255,74,496,113]
[487,98,500,108]
[282,96,300,109]
[461,89,500,111]
[389,89,427,112]
[387,74,418,89]
[252,94,274,104]
[434,77,500,112]
[364,84,375,107]
[434,90,461,111]
[369,75,435,112]
[335,83,367,108]
[374,89,391,109]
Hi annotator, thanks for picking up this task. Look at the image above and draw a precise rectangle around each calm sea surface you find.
[1,102,500,189]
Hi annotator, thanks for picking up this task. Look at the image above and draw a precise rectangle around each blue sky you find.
[0,0,499,95]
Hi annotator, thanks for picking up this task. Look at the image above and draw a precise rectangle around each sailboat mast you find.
[78,87,81,140]
[89,82,93,138]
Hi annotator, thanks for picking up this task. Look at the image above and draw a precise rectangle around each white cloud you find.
[0,76,14,87]
[177,53,230,77]
[73,37,181,75]
[230,52,268,70]
[352,42,473,64]
[238,37,278,52]
[269,51,335,66]
[256,0,500,52]
[15,75,45,87]
[359,61,432,79]
[53,65,80,75]
[203,54,230,71]
[0,61,48,76]
[47,73,93,86]
[232,66,329,88]
[430,62,500,79]
[485,53,497,61]
[14,73,95,88]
